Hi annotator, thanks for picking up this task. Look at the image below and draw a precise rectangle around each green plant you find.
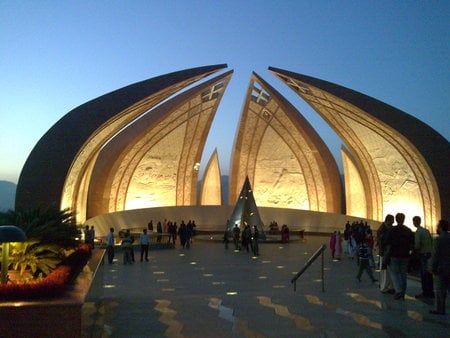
[0,244,92,300]
[0,205,80,246]
[8,241,63,278]
[0,205,82,284]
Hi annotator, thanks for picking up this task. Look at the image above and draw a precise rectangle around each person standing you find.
[377,214,395,293]
[129,230,135,262]
[233,224,241,250]
[413,216,434,300]
[121,230,133,264]
[89,226,95,248]
[186,222,193,248]
[223,230,230,249]
[191,220,197,237]
[171,222,178,244]
[330,231,337,259]
[242,225,252,253]
[84,225,91,245]
[148,220,153,232]
[186,220,195,247]
[157,221,163,242]
[429,219,450,315]
[140,228,150,262]
[365,228,375,267]
[356,240,378,283]
[178,222,188,248]
[335,231,342,260]
[385,213,414,300]
[167,221,173,244]
[281,224,290,243]
[252,225,259,256]
[106,228,115,264]
[343,221,351,255]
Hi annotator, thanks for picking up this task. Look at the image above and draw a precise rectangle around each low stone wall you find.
[0,249,104,338]
[85,205,380,237]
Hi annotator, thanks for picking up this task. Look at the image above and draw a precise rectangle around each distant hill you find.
[0,181,16,211]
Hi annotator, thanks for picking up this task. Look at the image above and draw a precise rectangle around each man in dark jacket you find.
[385,213,414,300]
[429,219,450,315]
[377,214,395,293]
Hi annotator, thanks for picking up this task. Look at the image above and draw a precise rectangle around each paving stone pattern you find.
[83,235,449,337]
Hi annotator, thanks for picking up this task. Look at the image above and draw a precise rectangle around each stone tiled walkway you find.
[82,235,449,337]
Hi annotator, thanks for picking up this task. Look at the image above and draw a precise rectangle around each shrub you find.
[0,205,80,246]
[9,241,63,279]
[0,244,92,300]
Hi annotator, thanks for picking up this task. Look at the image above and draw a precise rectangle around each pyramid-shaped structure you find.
[227,176,266,240]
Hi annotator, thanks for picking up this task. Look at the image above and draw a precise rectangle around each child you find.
[356,240,378,283]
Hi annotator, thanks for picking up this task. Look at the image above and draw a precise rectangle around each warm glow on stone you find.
[200,149,222,205]
[342,147,367,218]
[270,67,444,227]
[229,73,341,214]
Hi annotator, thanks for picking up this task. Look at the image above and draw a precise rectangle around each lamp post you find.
[0,225,27,284]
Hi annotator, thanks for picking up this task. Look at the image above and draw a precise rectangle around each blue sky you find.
[1,1,449,183]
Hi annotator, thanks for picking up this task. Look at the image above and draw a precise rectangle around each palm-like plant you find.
[0,205,79,246]
[0,205,81,282]
[9,241,63,278]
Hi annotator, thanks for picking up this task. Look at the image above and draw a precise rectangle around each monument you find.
[15,65,449,234]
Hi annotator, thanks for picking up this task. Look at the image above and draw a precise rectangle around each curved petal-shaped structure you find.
[341,146,367,217]
[15,65,228,221]
[269,66,449,229]
[230,72,342,213]
[199,149,223,205]
[87,71,232,218]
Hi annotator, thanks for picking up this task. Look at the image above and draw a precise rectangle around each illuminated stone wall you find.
[86,206,379,238]
[15,65,228,224]
[341,147,367,218]
[270,67,449,230]
[17,64,448,233]
[199,149,222,205]
[254,126,309,209]
[88,71,233,218]
[230,73,342,214]
[124,125,185,209]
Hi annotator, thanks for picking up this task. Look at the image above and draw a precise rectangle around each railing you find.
[291,244,327,292]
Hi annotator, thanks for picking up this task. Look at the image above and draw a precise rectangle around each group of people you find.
[330,214,449,315]
[147,219,196,244]
[104,213,449,316]
[330,222,377,282]
[225,224,260,256]
[377,214,449,315]
[342,221,375,262]
[267,221,290,242]
[83,225,95,248]
[105,227,157,264]
[104,219,198,266]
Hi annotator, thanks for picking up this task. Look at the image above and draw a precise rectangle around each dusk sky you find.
[1,1,449,184]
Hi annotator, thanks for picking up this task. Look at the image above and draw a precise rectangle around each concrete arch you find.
[229,72,342,213]
[199,148,223,206]
[87,71,233,219]
[269,66,449,230]
[15,64,228,223]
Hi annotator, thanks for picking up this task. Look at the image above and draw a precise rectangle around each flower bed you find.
[0,243,92,300]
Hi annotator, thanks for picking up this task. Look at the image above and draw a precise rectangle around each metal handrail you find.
[291,244,327,292]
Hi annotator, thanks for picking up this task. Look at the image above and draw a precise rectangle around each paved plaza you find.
[82,235,449,337]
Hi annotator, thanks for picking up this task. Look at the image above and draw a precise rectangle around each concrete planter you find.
[0,249,104,338]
